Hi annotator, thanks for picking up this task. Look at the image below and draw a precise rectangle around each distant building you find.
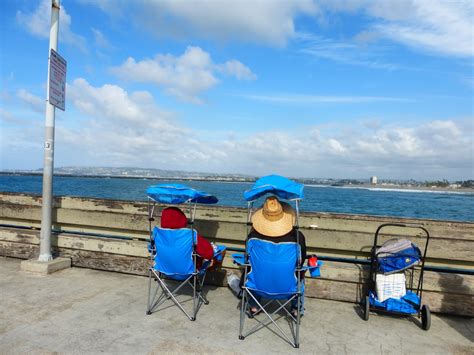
[370,176,378,185]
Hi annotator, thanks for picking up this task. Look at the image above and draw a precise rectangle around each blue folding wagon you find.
[362,223,431,330]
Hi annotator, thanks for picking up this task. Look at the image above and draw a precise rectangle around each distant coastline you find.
[1,171,472,194]
[0,171,255,183]
[334,183,474,194]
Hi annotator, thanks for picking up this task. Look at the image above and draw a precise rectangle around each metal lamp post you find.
[38,0,61,262]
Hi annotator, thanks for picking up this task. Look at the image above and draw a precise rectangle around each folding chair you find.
[232,174,322,348]
[146,226,210,320]
[145,183,224,321]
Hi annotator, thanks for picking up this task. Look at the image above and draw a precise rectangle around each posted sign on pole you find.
[49,48,67,111]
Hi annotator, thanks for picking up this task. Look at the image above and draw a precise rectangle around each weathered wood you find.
[421,292,474,316]
[1,241,38,259]
[62,249,149,275]
[306,278,473,317]
[2,200,473,264]
[0,228,149,257]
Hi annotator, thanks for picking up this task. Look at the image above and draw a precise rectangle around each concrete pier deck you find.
[1,258,472,354]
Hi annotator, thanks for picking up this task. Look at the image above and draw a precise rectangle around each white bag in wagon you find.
[375,273,406,302]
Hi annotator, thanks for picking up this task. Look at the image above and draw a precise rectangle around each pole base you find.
[21,257,71,275]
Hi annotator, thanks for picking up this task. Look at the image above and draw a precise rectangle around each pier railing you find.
[1,192,472,316]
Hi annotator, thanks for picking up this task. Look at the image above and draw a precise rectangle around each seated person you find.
[161,206,225,269]
[245,196,307,315]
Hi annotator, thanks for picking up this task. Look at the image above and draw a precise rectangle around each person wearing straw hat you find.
[245,196,307,315]
[248,196,307,258]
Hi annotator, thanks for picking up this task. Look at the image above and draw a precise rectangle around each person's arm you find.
[297,230,307,264]
[196,234,214,260]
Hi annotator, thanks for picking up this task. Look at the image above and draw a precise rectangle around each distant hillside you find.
[1,166,256,182]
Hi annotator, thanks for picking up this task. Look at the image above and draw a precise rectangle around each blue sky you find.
[1,0,473,180]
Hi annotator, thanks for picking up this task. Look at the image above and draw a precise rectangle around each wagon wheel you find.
[421,304,431,330]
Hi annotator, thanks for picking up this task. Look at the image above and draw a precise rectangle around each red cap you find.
[161,207,187,229]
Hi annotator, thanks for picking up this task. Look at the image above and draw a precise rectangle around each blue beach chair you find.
[145,184,224,321]
[232,175,322,348]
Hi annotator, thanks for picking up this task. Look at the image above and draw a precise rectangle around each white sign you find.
[49,49,67,111]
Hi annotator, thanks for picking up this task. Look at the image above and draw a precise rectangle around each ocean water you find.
[1,174,473,222]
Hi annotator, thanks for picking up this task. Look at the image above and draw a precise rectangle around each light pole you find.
[38,0,60,262]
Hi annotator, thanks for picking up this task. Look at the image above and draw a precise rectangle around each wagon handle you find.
[374,223,430,249]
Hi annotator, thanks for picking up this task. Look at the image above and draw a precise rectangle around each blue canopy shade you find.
[146,184,218,204]
[244,174,304,202]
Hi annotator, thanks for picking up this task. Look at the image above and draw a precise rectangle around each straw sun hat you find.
[251,196,296,237]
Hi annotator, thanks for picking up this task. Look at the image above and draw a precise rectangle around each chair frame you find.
[145,198,209,321]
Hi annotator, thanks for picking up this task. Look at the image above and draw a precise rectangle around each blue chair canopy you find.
[244,174,304,202]
[146,184,218,204]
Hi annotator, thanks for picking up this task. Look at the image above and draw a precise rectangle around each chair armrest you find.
[301,261,324,278]
[147,242,156,254]
[213,245,226,257]
[231,253,247,266]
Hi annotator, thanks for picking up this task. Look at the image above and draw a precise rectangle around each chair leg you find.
[198,273,209,305]
[295,294,301,348]
[187,278,209,306]
[191,274,197,321]
[146,268,152,315]
[198,292,209,305]
[239,290,247,340]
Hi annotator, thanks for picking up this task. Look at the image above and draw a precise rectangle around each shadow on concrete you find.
[353,304,365,320]
[146,277,220,319]
[438,271,474,343]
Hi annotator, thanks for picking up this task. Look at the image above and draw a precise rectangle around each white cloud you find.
[296,33,401,70]
[0,109,43,169]
[16,0,87,52]
[211,118,473,179]
[17,89,44,113]
[91,28,112,50]
[3,79,472,179]
[79,0,472,62]
[67,78,174,128]
[111,46,255,104]
[320,0,474,57]
[327,138,346,154]
[217,60,257,80]
[239,93,409,104]
[64,78,198,165]
[81,0,317,46]
[78,0,124,17]
[0,108,16,124]
[143,0,318,46]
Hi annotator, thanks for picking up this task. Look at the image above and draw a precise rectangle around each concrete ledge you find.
[20,257,71,274]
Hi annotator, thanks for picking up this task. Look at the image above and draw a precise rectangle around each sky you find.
[0,0,473,180]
